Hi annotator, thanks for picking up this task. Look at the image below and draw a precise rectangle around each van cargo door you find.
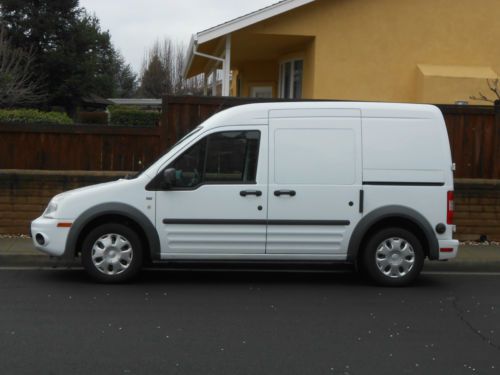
[267,109,363,255]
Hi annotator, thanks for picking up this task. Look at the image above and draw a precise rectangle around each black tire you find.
[361,227,424,286]
[81,223,144,283]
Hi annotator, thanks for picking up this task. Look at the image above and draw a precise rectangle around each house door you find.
[267,109,363,254]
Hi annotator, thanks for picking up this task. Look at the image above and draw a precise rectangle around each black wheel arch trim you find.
[64,203,161,261]
[347,205,439,262]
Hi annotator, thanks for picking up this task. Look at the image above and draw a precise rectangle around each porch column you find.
[222,34,232,96]
[203,72,208,96]
[211,69,217,96]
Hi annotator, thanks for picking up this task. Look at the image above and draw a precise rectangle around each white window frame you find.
[250,86,273,98]
[279,59,304,99]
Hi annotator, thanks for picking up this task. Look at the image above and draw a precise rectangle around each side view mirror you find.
[163,168,176,189]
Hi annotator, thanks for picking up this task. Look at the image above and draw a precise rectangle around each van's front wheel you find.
[81,223,143,283]
[362,227,424,286]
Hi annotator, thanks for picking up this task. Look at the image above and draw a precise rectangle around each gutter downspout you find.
[186,35,232,96]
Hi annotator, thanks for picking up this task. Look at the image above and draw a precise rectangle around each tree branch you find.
[0,25,46,107]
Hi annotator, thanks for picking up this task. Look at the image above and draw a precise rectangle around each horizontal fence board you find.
[0,123,161,171]
[0,123,160,135]
[161,97,499,179]
[0,97,498,178]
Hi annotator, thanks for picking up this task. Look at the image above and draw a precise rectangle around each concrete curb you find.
[0,255,79,268]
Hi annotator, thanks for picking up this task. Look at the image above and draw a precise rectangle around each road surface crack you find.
[451,297,500,352]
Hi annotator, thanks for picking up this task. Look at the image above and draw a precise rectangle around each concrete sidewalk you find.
[0,237,77,267]
[1,237,500,271]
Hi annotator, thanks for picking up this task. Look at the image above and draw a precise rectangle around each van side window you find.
[168,130,260,189]
[169,138,207,188]
[205,131,260,183]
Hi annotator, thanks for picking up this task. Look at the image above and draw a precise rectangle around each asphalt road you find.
[1,268,499,375]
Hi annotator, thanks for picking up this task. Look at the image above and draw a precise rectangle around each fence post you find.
[494,103,500,179]
[159,95,170,152]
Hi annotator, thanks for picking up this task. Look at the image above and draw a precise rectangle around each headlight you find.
[43,201,58,218]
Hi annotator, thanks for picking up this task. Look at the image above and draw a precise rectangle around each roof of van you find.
[202,102,443,127]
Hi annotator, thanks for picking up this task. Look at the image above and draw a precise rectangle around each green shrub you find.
[109,105,160,127]
[0,108,73,125]
[77,111,109,125]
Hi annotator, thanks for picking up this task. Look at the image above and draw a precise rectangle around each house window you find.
[250,86,273,98]
[237,77,242,97]
[279,59,303,99]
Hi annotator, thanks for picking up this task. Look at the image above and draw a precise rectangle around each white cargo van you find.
[31,102,458,285]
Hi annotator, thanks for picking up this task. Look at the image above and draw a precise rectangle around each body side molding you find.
[162,219,350,226]
[363,181,445,187]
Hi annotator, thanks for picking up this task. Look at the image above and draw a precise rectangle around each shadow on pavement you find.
[33,264,444,289]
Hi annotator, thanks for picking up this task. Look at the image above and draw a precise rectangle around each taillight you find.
[440,248,454,253]
[447,191,454,225]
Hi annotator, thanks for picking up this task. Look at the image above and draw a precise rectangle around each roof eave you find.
[182,35,198,79]
[183,0,317,78]
[196,0,316,44]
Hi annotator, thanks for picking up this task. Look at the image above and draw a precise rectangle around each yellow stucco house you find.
[183,0,500,104]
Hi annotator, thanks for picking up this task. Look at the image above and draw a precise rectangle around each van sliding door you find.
[267,109,363,255]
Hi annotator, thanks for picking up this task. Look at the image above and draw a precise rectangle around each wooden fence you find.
[0,96,499,179]
[440,105,500,179]
[0,123,161,171]
[160,96,283,149]
[162,97,500,180]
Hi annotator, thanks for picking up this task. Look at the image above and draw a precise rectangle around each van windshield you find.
[171,126,203,149]
[126,126,204,180]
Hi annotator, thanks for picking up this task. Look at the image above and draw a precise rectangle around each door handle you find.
[274,190,297,197]
[240,190,263,197]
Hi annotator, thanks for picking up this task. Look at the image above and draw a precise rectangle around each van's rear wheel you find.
[362,227,424,286]
[81,223,143,283]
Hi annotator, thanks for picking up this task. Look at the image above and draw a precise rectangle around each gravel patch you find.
[461,241,500,247]
[0,234,31,239]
